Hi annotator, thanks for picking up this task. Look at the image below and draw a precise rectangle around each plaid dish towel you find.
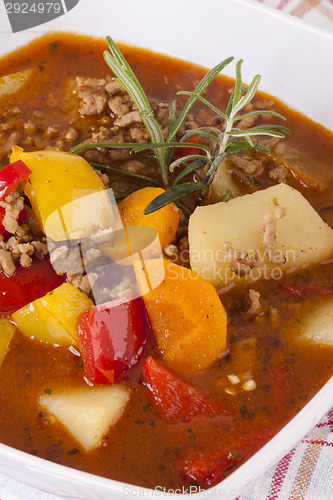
[254,0,333,31]
[236,407,333,499]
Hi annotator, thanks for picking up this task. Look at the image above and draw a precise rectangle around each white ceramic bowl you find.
[0,0,333,498]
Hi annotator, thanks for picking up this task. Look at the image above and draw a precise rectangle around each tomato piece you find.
[77,296,149,384]
[0,206,27,240]
[0,257,66,315]
[181,429,273,486]
[281,283,333,297]
[0,160,31,200]
[142,356,225,423]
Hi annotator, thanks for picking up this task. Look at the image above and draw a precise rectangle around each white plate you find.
[0,0,332,498]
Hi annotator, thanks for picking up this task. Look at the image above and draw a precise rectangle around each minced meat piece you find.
[0,249,15,277]
[257,214,285,265]
[76,77,108,116]
[114,110,141,128]
[0,191,25,235]
[247,289,261,316]
[108,95,132,117]
[268,164,288,183]
[223,241,260,277]
[67,272,98,294]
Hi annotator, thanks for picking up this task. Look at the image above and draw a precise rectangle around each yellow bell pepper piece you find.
[11,283,93,346]
[10,147,113,241]
[38,283,93,342]
[0,318,15,367]
[13,301,75,346]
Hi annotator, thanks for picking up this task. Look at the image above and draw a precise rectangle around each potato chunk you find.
[39,384,129,451]
[189,183,333,288]
[206,158,242,203]
[0,68,35,101]
[294,299,333,347]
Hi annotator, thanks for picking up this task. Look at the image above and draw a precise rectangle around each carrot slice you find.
[118,187,179,250]
[134,259,227,376]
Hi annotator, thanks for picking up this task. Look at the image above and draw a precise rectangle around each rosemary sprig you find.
[70,38,291,214]
[103,36,168,186]
[89,162,162,187]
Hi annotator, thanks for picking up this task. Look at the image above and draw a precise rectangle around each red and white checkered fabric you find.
[254,0,333,31]
[236,407,333,499]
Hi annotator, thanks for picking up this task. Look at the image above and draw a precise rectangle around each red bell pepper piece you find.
[0,256,66,315]
[181,429,273,487]
[142,356,226,423]
[0,206,27,240]
[274,361,287,414]
[77,296,149,384]
[281,283,333,297]
[173,135,202,159]
[0,160,31,201]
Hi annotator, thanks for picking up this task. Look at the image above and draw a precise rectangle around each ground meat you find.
[50,239,103,275]
[74,76,201,168]
[130,127,149,143]
[75,76,135,119]
[257,214,285,265]
[229,155,265,176]
[76,77,109,116]
[31,240,49,258]
[114,110,141,128]
[19,253,32,268]
[268,164,288,183]
[50,245,83,274]
[223,241,260,277]
[0,219,49,277]
[95,169,109,187]
[0,248,15,276]
[275,206,287,219]
[0,130,22,159]
[247,289,261,316]
[121,160,152,176]
[256,137,280,150]
[237,114,258,130]
[65,127,78,143]
[0,190,24,235]
[254,98,275,110]
[105,80,126,95]
[83,248,102,266]
[67,272,98,294]
[108,95,132,117]
[179,236,189,251]
[96,277,134,303]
